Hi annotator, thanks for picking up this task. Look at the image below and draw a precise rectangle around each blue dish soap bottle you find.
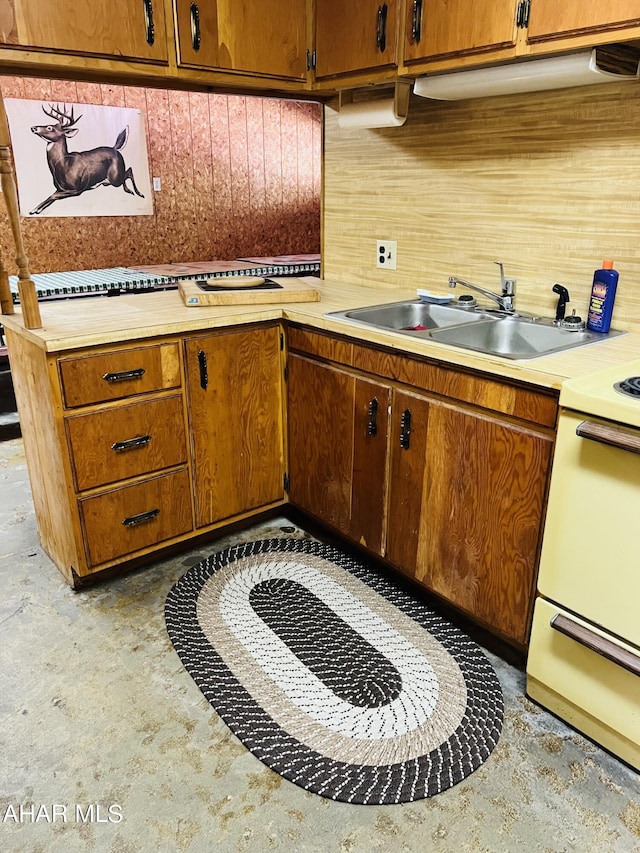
[586,259,618,333]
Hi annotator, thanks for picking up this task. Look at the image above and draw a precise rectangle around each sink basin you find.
[429,316,618,359]
[329,299,493,333]
[326,299,624,359]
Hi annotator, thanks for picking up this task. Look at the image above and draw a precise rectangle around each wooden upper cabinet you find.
[174,0,308,79]
[403,0,518,65]
[2,0,168,62]
[314,0,399,79]
[525,0,640,44]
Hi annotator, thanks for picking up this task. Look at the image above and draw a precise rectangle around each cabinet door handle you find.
[122,507,160,527]
[576,420,640,455]
[190,3,201,51]
[376,3,388,52]
[550,613,640,678]
[197,349,208,389]
[411,0,423,42]
[142,0,155,46]
[111,434,152,452]
[367,397,379,436]
[399,408,412,449]
[103,368,145,383]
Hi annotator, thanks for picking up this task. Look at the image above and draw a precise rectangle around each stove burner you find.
[614,376,640,398]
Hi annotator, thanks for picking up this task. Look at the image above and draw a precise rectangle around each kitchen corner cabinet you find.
[0,0,168,63]
[287,327,556,646]
[314,0,400,82]
[287,353,390,553]
[184,324,285,527]
[174,0,308,80]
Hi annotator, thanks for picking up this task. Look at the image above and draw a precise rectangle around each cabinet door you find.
[387,390,553,645]
[4,0,168,62]
[526,1,640,44]
[175,0,307,79]
[185,326,284,528]
[315,0,399,79]
[404,0,518,64]
[287,354,389,553]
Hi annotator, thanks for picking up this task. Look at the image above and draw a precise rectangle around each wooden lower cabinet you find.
[387,389,553,645]
[6,323,289,587]
[287,335,556,646]
[8,313,554,638]
[184,324,285,528]
[287,354,389,554]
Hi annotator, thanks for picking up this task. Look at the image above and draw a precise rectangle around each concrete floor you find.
[1,436,639,853]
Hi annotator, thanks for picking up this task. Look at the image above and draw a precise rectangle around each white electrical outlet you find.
[153,177,161,191]
[376,240,397,270]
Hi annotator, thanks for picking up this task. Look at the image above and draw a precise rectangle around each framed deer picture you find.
[3,99,153,217]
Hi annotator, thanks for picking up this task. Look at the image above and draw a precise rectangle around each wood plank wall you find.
[323,82,640,333]
[0,76,321,273]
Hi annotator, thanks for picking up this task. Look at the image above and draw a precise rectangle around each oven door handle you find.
[575,420,640,455]
[550,613,640,677]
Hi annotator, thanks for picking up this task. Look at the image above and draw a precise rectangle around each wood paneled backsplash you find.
[323,82,640,333]
[0,76,321,273]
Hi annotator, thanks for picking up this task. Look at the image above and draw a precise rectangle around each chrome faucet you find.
[448,261,516,313]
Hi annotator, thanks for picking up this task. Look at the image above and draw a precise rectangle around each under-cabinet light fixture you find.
[413,49,640,101]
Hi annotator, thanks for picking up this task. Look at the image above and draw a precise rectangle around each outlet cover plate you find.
[376,240,397,270]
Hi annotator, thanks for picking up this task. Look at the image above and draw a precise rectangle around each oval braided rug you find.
[164,538,504,805]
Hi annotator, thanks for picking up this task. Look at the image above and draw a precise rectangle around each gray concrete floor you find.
[1,436,639,853]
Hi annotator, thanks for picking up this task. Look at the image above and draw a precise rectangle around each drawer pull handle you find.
[122,507,160,527]
[111,434,152,452]
[399,408,412,449]
[368,397,379,436]
[551,613,640,677]
[103,368,146,383]
[576,420,640,454]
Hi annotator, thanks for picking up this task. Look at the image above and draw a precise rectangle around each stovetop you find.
[560,359,640,428]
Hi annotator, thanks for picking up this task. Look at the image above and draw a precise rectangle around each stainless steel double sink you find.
[326,299,621,360]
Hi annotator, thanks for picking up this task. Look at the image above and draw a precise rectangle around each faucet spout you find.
[448,263,516,313]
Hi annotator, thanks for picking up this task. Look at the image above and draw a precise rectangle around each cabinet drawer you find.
[79,469,193,567]
[66,395,187,491]
[527,598,640,770]
[59,343,181,408]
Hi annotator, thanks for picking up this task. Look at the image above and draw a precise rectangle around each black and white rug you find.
[164,538,504,804]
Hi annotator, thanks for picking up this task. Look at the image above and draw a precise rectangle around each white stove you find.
[527,358,640,770]
[560,357,640,428]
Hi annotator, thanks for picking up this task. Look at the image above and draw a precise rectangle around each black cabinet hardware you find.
[197,349,208,389]
[103,368,145,383]
[143,0,155,45]
[190,3,201,51]
[122,507,160,527]
[111,434,152,452]
[368,397,379,436]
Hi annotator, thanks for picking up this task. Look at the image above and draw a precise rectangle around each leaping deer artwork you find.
[29,104,145,215]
